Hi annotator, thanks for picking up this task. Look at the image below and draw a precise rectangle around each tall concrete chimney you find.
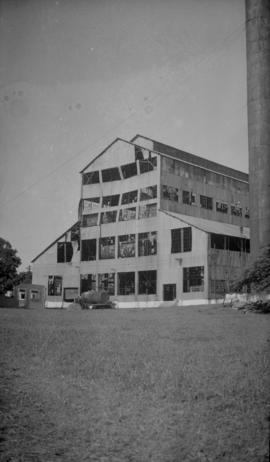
[245,0,270,259]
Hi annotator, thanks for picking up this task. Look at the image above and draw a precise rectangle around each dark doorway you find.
[163,284,176,301]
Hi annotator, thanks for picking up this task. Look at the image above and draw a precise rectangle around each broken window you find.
[121,162,137,179]
[82,170,99,185]
[117,272,135,295]
[64,288,79,302]
[134,145,144,161]
[30,290,40,301]
[99,236,115,259]
[82,213,99,227]
[231,204,242,217]
[102,194,120,208]
[139,155,157,174]
[200,195,213,210]
[57,242,73,263]
[183,267,204,293]
[182,190,196,205]
[138,231,157,256]
[138,270,157,295]
[71,223,80,250]
[162,185,178,202]
[121,190,138,205]
[119,207,137,222]
[118,234,136,258]
[101,167,121,182]
[81,239,97,261]
[216,201,228,214]
[98,273,115,295]
[171,227,192,253]
[140,185,157,201]
[244,207,250,219]
[83,197,100,213]
[138,203,157,219]
[48,276,62,296]
[100,211,117,224]
[80,274,96,293]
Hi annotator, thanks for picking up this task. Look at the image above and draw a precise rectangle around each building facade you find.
[32,135,250,307]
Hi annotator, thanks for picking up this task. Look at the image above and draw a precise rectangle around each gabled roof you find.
[80,138,120,174]
[31,221,80,263]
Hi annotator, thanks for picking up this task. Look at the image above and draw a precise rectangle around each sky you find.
[0,0,248,268]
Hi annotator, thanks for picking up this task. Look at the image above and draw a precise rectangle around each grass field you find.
[0,305,269,462]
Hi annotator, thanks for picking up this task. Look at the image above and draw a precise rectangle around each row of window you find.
[82,156,157,185]
[162,185,249,218]
[81,271,157,296]
[82,203,157,227]
[211,234,250,253]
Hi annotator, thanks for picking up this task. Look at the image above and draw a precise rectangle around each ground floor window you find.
[98,273,115,295]
[163,284,176,301]
[183,267,204,293]
[80,274,96,293]
[30,289,40,301]
[64,287,79,302]
[48,276,62,296]
[118,272,135,295]
[138,270,157,295]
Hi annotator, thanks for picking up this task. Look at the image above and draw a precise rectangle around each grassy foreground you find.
[0,306,269,462]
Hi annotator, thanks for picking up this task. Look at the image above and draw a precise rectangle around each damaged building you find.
[32,135,250,308]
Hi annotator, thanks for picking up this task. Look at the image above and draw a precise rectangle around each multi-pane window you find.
[210,233,250,253]
[57,242,73,263]
[200,195,213,210]
[140,185,157,201]
[83,197,100,213]
[182,190,196,205]
[139,155,157,174]
[138,270,157,295]
[80,274,96,293]
[138,203,157,219]
[100,211,117,224]
[82,213,99,227]
[81,239,97,261]
[118,234,136,258]
[183,266,204,293]
[216,201,228,214]
[119,207,137,222]
[48,276,62,296]
[99,237,115,259]
[118,272,135,295]
[162,185,178,201]
[121,162,137,179]
[121,190,138,205]
[138,231,157,256]
[101,167,121,182]
[98,273,115,295]
[231,204,242,217]
[171,227,192,253]
[102,194,120,207]
[82,171,99,185]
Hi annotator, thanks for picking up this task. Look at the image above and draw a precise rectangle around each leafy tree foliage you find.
[0,238,21,294]
[233,245,270,292]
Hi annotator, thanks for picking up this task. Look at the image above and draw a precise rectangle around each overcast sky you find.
[0,0,247,268]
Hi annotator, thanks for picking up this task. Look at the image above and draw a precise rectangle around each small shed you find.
[16,284,46,309]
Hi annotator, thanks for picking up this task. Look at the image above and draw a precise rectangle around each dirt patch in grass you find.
[0,306,269,461]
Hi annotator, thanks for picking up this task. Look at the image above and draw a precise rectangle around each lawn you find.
[0,305,269,462]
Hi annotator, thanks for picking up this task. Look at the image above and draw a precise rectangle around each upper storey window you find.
[82,171,99,185]
[121,162,137,179]
[200,195,213,210]
[231,204,242,217]
[135,146,157,174]
[162,185,178,202]
[101,167,121,182]
[102,194,120,207]
[216,201,228,214]
[140,185,157,201]
[121,190,138,205]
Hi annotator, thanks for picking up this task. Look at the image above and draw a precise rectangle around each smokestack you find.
[245,0,270,260]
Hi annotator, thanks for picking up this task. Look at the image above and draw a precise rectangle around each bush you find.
[233,245,270,293]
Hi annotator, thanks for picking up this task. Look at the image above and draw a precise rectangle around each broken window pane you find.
[134,145,144,161]
[83,197,100,213]
[81,239,97,261]
[231,204,242,217]
[118,234,136,258]
[80,274,96,293]
[162,185,178,202]
[100,211,117,224]
[138,203,157,219]
[140,185,157,201]
[57,242,73,263]
[82,171,99,185]
[101,167,121,182]
[98,273,115,295]
[183,267,204,293]
[121,162,137,179]
[99,236,115,259]
[138,231,157,256]
[82,213,99,227]
[117,272,135,295]
[182,190,196,205]
[216,201,228,214]
[121,190,138,205]
[102,194,120,208]
[119,207,137,222]
[139,154,157,174]
[244,207,250,219]
[138,270,157,295]
[48,276,62,296]
[200,195,213,210]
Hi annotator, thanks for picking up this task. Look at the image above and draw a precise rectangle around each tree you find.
[233,245,270,292]
[0,238,21,294]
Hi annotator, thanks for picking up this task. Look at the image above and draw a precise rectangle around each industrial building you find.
[32,135,250,308]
